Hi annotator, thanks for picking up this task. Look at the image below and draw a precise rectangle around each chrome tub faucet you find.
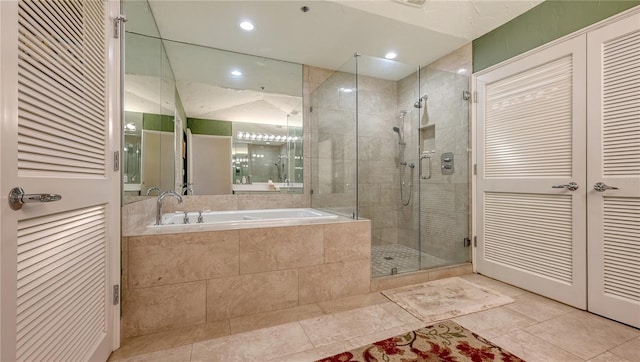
[156,190,183,225]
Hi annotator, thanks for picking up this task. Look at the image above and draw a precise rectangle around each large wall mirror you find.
[123,1,303,204]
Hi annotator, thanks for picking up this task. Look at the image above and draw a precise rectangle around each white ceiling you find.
[147,0,544,74]
[125,0,544,125]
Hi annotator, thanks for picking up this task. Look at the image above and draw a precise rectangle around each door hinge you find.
[473,91,478,104]
[474,236,477,247]
[114,151,120,172]
[113,285,120,305]
[473,164,477,175]
[463,237,471,247]
[113,15,127,38]
[310,106,313,113]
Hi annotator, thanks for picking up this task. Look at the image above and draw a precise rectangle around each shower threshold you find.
[371,244,450,277]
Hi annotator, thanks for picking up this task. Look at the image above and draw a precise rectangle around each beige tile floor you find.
[109,274,640,362]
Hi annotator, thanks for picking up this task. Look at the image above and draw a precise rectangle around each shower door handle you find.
[420,154,431,180]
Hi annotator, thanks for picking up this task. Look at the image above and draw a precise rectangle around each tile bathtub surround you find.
[122,219,371,339]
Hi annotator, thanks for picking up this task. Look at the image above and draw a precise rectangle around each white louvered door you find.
[0,1,120,361]
[586,13,640,328]
[476,36,588,308]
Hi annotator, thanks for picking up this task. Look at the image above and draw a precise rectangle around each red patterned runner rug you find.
[316,320,525,362]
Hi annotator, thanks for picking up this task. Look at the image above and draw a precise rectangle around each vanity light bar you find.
[236,132,298,142]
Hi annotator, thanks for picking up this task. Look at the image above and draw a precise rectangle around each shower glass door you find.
[310,54,471,278]
[418,68,471,269]
[354,55,423,277]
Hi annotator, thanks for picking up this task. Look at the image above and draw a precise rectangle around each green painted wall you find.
[473,0,639,72]
[187,118,232,136]
[142,113,174,132]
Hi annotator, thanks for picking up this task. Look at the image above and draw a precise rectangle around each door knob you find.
[552,182,579,191]
[593,182,619,192]
[8,187,62,210]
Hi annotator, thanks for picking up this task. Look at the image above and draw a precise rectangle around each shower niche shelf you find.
[420,124,435,152]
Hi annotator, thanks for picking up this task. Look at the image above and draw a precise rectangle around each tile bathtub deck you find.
[109,274,640,362]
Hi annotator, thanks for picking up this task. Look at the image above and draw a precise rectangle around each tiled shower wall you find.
[397,44,472,263]
[310,44,471,264]
[356,75,404,246]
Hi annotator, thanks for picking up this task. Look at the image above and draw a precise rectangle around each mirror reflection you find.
[123,2,303,203]
[123,32,176,201]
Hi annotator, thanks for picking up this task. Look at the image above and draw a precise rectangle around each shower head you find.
[392,127,405,145]
[414,95,428,108]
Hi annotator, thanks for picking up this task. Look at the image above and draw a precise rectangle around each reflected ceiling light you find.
[239,21,254,31]
[384,52,397,60]
[231,70,243,76]
[339,87,353,93]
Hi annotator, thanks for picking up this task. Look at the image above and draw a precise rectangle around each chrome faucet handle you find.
[197,210,204,224]
[183,211,189,224]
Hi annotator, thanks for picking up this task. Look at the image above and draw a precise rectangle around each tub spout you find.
[156,190,183,225]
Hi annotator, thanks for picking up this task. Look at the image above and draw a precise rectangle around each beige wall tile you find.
[299,259,371,304]
[128,231,239,288]
[323,221,370,263]
[122,281,206,338]
[239,225,323,274]
[229,304,325,334]
[207,269,299,321]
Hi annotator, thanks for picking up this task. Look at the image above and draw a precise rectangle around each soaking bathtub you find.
[149,208,340,233]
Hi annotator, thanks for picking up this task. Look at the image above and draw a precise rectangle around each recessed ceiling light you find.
[239,21,254,31]
[457,68,468,74]
[231,70,243,76]
[385,52,398,60]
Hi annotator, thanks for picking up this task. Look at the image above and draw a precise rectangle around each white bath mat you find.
[382,277,514,323]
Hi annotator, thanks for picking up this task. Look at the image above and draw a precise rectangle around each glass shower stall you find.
[310,54,471,277]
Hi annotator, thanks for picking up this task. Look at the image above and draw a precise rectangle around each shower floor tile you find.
[371,244,450,277]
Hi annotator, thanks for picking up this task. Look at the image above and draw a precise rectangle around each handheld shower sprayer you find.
[392,126,405,145]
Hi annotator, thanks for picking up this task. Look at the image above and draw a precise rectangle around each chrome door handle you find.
[593,182,619,192]
[8,187,62,210]
[552,182,579,191]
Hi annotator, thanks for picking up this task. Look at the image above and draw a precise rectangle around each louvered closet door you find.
[587,13,640,328]
[476,36,587,308]
[0,1,119,361]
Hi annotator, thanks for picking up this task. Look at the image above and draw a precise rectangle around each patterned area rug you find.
[316,320,525,362]
[382,277,514,323]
